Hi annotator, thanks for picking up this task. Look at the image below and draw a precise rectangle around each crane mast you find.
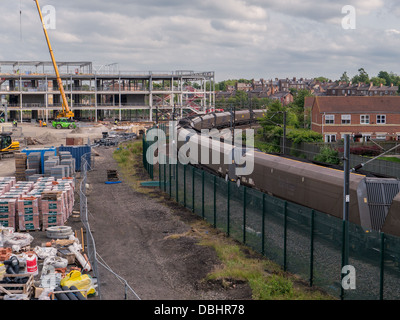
[34,0,74,119]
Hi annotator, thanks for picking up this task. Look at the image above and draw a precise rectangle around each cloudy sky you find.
[1,0,399,82]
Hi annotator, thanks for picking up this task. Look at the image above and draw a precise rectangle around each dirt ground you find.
[87,147,253,300]
[0,121,107,177]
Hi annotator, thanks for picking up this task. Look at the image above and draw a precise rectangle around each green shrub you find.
[314,146,341,165]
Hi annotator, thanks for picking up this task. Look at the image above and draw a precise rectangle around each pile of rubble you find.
[94,131,137,147]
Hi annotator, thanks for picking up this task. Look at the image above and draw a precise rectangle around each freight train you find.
[174,109,400,239]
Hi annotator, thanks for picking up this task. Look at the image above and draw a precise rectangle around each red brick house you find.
[305,96,400,142]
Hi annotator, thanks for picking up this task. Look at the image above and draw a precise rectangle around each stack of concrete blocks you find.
[17,196,40,231]
[44,156,60,176]
[24,169,37,181]
[0,177,16,195]
[50,166,67,180]
[59,151,76,173]
[26,153,41,175]
[26,174,45,182]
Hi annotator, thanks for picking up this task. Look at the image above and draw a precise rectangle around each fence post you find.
[202,170,205,219]
[243,186,247,244]
[213,175,216,228]
[380,232,385,300]
[168,162,172,197]
[164,162,166,192]
[227,180,230,237]
[283,201,287,272]
[184,164,186,207]
[262,193,265,255]
[340,219,348,301]
[192,166,195,212]
[309,209,315,287]
[159,161,161,190]
[175,163,179,203]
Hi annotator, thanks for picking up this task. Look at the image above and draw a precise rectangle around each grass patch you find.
[378,156,400,163]
[113,140,159,195]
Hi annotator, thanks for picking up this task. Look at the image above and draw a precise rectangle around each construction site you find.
[0,0,238,303]
[0,61,216,123]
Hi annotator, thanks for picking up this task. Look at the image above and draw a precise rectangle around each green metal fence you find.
[143,130,400,300]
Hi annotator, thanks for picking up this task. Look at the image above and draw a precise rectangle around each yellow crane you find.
[34,0,74,119]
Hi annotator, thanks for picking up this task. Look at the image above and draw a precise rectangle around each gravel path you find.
[86,146,253,300]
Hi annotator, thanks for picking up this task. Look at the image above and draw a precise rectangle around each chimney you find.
[380,83,383,87]
[391,83,394,87]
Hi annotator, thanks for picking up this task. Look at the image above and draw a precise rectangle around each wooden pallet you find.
[107,170,119,181]
[0,273,34,299]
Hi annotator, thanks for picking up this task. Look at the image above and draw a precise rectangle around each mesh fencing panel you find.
[312,210,343,298]
[263,194,285,268]
[244,187,263,254]
[286,202,312,282]
[154,151,400,300]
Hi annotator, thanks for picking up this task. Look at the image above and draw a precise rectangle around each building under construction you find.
[0,61,215,122]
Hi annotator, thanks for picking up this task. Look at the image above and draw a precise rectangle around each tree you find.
[370,77,386,86]
[259,100,285,129]
[339,71,350,83]
[315,76,330,83]
[290,89,312,128]
[351,68,369,84]
[377,71,400,87]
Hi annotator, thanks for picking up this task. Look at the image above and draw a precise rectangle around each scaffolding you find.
[0,61,215,122]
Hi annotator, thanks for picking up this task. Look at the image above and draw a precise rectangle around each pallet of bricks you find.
[53,178,75,220]
[16,182,41,232]
[0,178,17,229]
[41,190,66,230]
[0,180,39,232]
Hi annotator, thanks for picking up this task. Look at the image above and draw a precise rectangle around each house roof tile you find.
[308,96,400,114]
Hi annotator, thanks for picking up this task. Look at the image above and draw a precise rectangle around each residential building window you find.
[341,115,351,124]
[325,115,334,124]
[376,134,386,140]
[377,115,386,124]
[362,134,371,142]
[360,115,370,124]
[325,134,336,143]
[332,90,336,94]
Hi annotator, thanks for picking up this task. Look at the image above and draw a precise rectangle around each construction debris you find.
[94,131,137,146]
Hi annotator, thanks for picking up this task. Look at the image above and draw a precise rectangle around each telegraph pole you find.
[341,134,350,300]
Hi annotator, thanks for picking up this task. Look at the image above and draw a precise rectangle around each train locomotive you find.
[174,109,400,238]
